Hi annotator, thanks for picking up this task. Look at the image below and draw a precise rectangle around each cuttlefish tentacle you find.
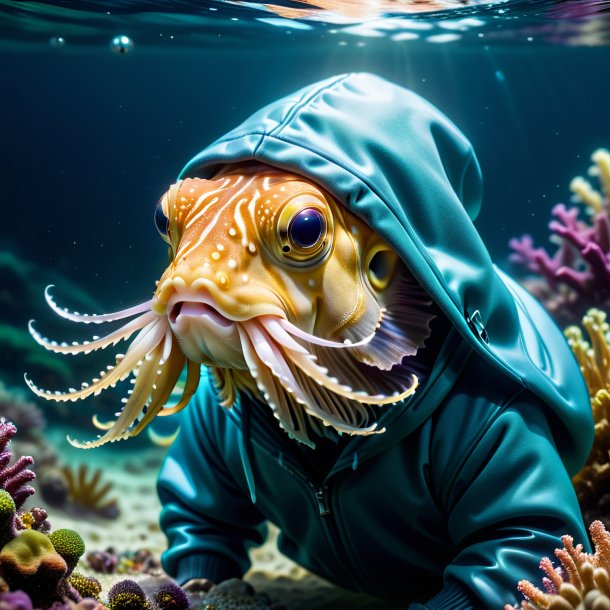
[236,324,365,442]
[271,317,379,350]
[28,311,157,355]
[25,315,167,402]
[241,318,416,435]
[157,359,201,416]
[265,327,418,406]
[44,286,153,324]
[68,331,170,448]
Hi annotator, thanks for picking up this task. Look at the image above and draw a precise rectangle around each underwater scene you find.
[2,1,610,608]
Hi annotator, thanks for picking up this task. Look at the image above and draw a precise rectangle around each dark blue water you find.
[0,0,609,413]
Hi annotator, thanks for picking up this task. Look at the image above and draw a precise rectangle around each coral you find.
[48,529,85,575]
[505,520,610,609]
[564,309,610,528]
[0,529,67,609]
[61,464,119,519]
[509,149,610,325]
[0,490,17,548]
[0,420,35,511]
[85,549,119,574]
[151,583,189,610]
[20,506,51,533]
[0,591,34,610]
[106,580,149,610]
[69,573,102,601]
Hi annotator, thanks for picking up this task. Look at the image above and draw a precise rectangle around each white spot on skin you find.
[248,243,257,254]
[228,259,237,269]
[211,252,221,260]
[308,279,316,288]
[242,274,249,283]
[217,244,224,251]
[229,227,237,236]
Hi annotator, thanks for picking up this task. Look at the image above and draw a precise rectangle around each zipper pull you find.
[466,309,489,344]
[315,488,330,517]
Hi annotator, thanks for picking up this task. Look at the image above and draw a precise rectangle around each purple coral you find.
[0,591,35,610]
[152,583,189,610]
[0,420,35,510]
[509,149,610,324]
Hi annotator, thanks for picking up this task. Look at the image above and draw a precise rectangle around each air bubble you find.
[110,35,134,54]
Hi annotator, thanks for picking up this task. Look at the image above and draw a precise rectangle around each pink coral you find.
[0,420,35,511]
[509,149,610,324]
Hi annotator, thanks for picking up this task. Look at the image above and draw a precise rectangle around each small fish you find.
[27,164,435,448]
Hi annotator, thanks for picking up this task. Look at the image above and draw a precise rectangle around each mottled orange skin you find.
[153,166,391,355]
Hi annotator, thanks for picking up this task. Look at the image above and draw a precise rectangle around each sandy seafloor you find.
[32,424,401,610]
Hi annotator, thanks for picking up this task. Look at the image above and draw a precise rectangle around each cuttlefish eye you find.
[289,208,326,249]
[277,194,332,263]
[154,196,170,241]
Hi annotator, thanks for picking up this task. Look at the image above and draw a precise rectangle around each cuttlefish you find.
[26,165,436,448]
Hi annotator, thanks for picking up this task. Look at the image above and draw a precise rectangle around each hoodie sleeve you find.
[423,388,590,610]
[157,377,267,585]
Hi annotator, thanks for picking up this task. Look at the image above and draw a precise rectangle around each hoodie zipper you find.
[275,452,380,593]
[278,454,330,517]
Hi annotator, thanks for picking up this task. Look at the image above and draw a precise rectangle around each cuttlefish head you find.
[27,164,435,448]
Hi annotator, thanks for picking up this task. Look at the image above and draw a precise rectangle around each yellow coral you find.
[569,148,610,215]
[565,308,610,396]
[565,309,610,511]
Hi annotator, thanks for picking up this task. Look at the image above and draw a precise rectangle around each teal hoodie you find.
[157,73,594,609]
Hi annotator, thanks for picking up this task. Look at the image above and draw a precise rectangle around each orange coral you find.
[506,521,610,610]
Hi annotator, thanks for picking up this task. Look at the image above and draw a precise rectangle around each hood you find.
[179,72,593,475]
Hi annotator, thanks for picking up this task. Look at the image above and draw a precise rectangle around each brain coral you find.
[0,529,67,609]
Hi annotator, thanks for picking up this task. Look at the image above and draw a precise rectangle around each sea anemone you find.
[151,583,188,610]
[106,580,148,610]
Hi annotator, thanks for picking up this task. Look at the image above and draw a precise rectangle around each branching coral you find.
[565,309,610,528]
[0,421,35,511]
[509,149,610,324]
[505,520,610,610]
[61,464,119,519]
